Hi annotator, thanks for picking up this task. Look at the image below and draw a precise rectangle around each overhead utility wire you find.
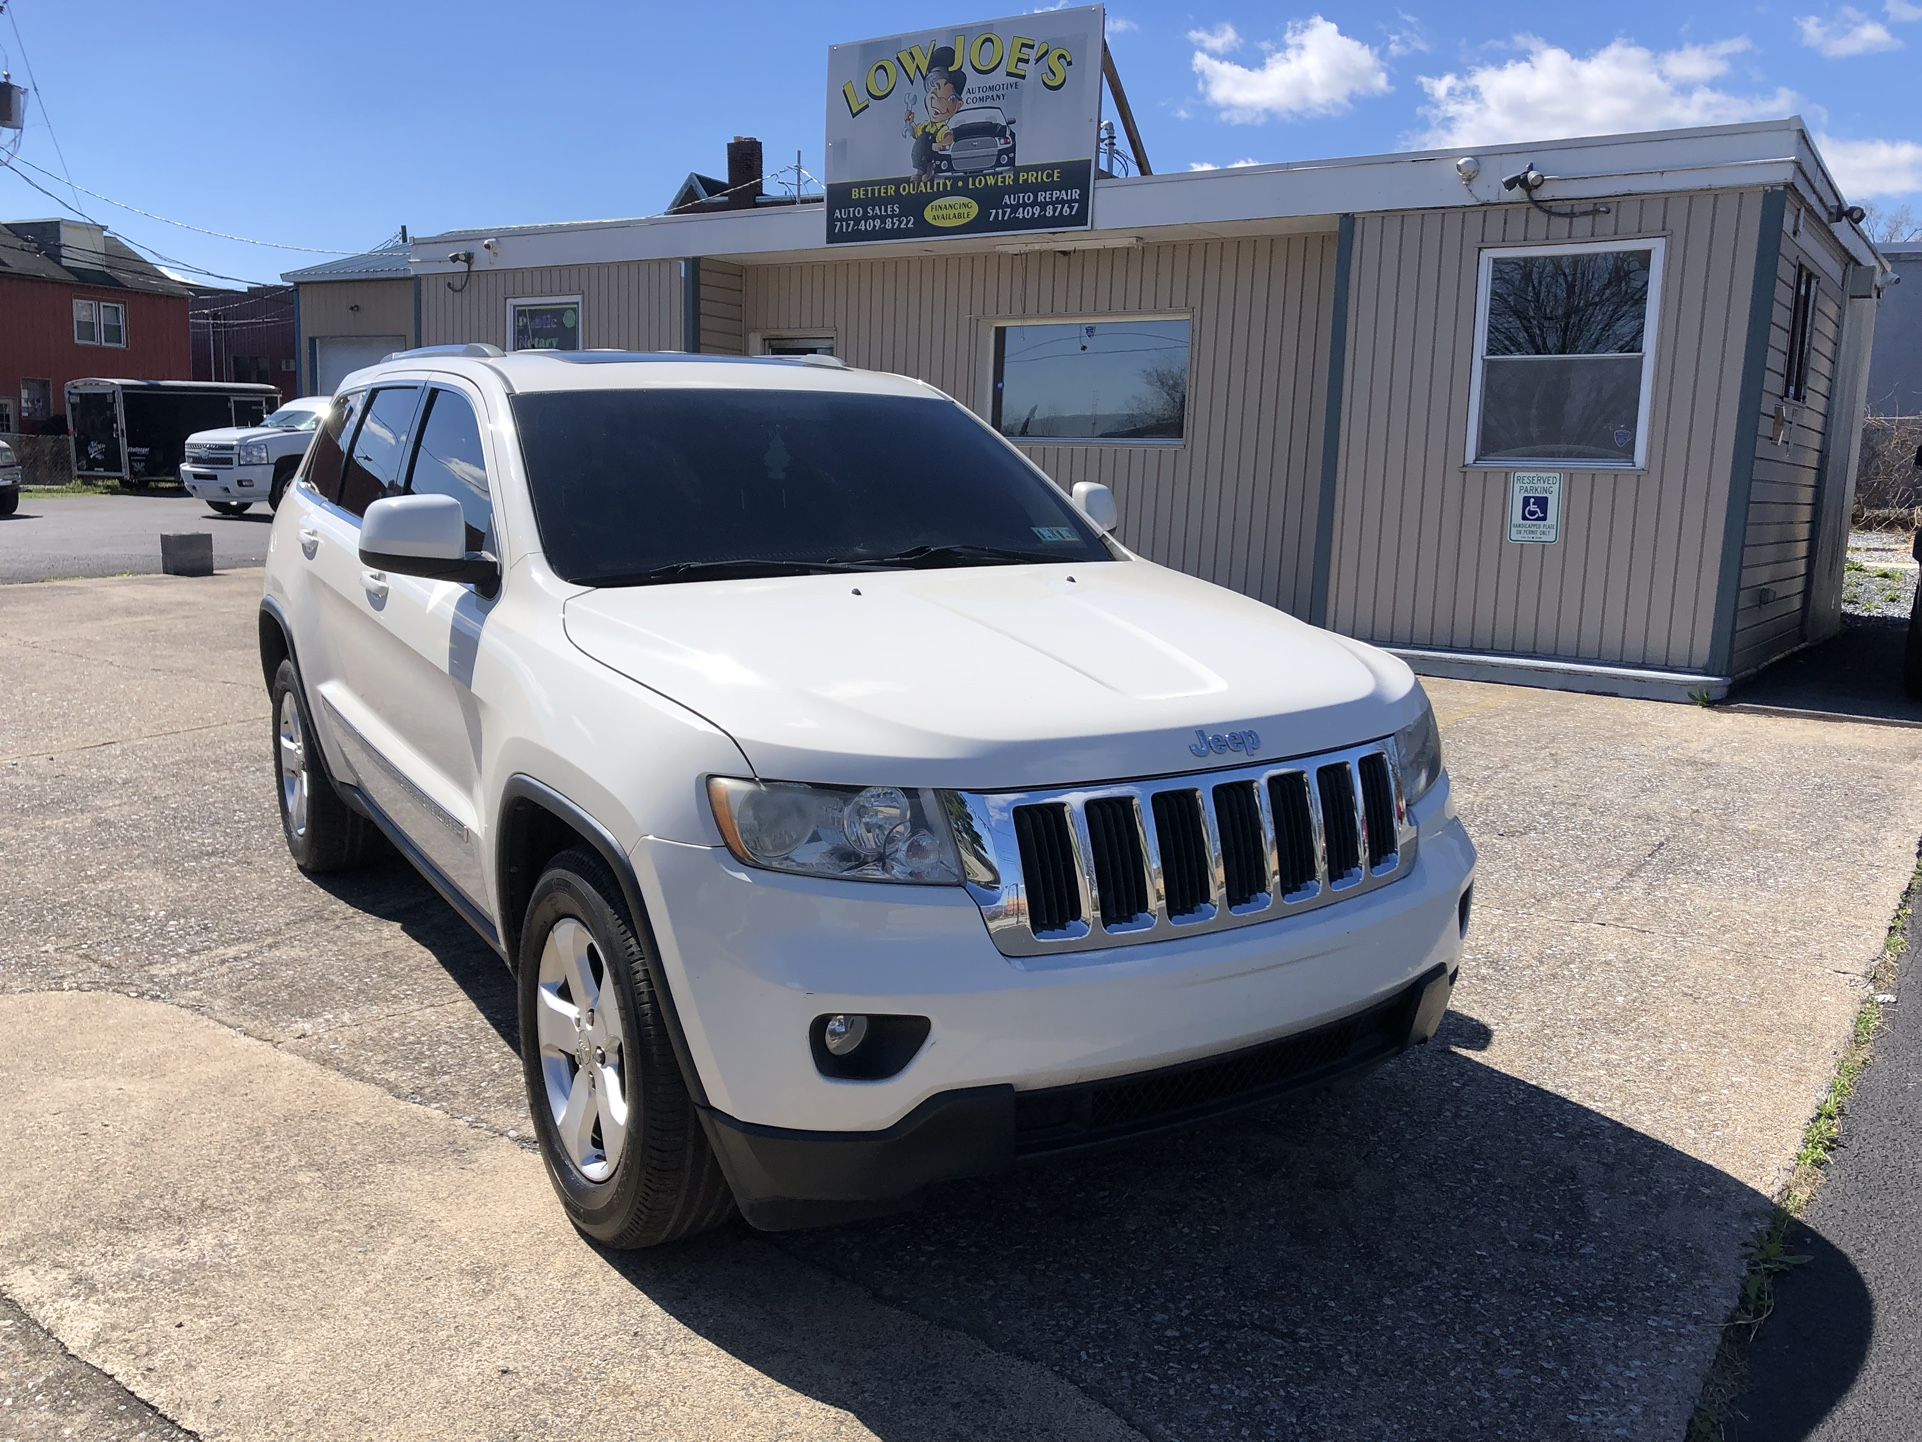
[1,0,78,210]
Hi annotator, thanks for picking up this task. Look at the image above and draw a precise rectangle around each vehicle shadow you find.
[601,1022,1869,1441]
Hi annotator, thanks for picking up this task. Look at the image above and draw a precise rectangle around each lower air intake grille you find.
[1013,804,1082,934]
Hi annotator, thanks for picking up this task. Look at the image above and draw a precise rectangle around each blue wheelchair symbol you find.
[1520,493,1550,523]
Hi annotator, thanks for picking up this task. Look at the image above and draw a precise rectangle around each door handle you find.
[298,526,320,559]
[362,569,389,604]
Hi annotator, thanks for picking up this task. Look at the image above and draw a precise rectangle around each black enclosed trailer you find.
[66,379,280,486]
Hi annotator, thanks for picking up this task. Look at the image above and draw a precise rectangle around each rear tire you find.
[518,847,734,1248]
[270,658,382,873]
[209,500,252,516]
[268,457,298,511]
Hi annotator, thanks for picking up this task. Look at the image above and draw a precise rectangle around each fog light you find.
[822,1013,869,1057]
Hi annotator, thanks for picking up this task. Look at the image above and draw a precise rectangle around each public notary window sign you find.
[1466,238,1665,470]
[508,296,583,352]
[991,317,1190,443]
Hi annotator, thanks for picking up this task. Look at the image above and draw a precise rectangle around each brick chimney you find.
[725,136,764,207]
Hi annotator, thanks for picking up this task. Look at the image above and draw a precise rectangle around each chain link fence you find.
[0,433,77,489]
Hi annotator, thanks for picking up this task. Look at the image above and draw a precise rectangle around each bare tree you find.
[1860,201,1922,244]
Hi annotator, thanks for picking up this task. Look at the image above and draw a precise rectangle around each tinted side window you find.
[336,386,420,518]
[303,392,365,504]
[406,389,494,551]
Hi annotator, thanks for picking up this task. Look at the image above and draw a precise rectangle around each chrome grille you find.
[183,444,234,467]
[956,740,1417,959]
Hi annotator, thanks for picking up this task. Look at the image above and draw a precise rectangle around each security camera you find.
[1455,156,1481,183]
[1828,203,1867,225]
[481,237,500,254]
[1500,165,1546,194]
[447,250,474,265]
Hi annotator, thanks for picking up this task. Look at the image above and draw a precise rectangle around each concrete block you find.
[159,532,214,577]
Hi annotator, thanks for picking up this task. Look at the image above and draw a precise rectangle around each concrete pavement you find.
[2,569,1920,1440]
[0,492,271,583]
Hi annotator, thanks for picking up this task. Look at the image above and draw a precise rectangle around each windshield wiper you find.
[583,557,868,586]
[834,543,1070,569]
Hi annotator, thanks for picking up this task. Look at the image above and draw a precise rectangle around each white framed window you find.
[506,295,583,352]
[989,315,1191,444]
[1783,264,1817,403]
[0,398,15,431]
[20,378,50,422]
[754,333,836,357]
[1466,237,1665,470]
[73,298,97,345]
[99,301,126,348]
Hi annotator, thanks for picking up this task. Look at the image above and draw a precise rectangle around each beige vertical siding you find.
[417,260,682,351]
[1328,190,1764,672]
[697,260,745,354]
[742,236,1338,617]
[1729,196,1852,675]
[297,279,414,343]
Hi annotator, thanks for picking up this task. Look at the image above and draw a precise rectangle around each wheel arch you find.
[258,597,296,692]
[496,775,711,1107]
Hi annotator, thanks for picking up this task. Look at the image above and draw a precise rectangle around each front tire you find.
[268,457,298,510]
[0,490,16,518]
[518,847,733,1248]
[269,658,382,873]
[209,500,252,516]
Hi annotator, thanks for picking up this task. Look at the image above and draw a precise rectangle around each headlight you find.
[708,778,962,885]
[1392,685,1443,806]
[237,441,270,465]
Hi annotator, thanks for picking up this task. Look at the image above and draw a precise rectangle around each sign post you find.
[1507,472,1563,545]
[825,6,1104,245]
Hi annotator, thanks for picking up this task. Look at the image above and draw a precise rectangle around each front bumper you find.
[705,961,1454,1230]
[633,780,1475,1221]
[179,461,273,501]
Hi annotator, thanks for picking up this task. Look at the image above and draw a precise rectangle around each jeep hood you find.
[562,559,1417,790]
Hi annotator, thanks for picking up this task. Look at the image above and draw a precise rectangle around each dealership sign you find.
[825,6,1103,244]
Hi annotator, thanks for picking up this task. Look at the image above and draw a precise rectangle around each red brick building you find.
[188,283,296,389]
[0,219,191,435]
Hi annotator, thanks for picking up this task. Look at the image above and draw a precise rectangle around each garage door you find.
[314,336,406,395]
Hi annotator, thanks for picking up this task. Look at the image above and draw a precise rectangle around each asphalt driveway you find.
[0,491,272,583]
[2,570,1919,1441]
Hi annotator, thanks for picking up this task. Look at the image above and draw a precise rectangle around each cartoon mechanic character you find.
[903,44,966,179]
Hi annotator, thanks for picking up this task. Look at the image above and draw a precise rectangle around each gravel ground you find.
[1844,528,1920,620]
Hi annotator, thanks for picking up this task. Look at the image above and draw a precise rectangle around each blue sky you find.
[1,0,1915,288]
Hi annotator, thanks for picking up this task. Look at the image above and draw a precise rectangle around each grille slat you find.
[1213,782,1267,907]
[1359,753,1398,869]
[1085,796,1149,928]
[1316,764,1363,881]
[1269,772,1319,895]
[1014,804,1082,934]
[1152,790,1211,917]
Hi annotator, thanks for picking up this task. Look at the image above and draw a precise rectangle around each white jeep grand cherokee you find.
[260,344,1476,1247]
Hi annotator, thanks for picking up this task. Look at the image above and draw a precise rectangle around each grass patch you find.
[22,480,179,498]
[1687,855,1921,1440]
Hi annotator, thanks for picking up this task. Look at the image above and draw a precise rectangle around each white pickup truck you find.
[260,345,1477,1247]
[180,396,329,515]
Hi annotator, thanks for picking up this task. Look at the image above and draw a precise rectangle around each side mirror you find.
[1072,480,1119,532]
[360,494,499,596]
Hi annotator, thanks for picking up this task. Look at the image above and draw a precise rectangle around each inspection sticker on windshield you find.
[1033,526,1078,543]
[1508,472,1562,545]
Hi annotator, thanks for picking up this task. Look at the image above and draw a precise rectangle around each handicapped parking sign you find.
[1508,472,1562,544]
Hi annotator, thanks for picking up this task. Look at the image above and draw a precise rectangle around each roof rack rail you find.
[380,343,506,362]
[780,353,848,369]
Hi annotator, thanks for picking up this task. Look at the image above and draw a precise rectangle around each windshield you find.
[952,108,1007,129]
[513,388,1116,586]
[260,405,323,432]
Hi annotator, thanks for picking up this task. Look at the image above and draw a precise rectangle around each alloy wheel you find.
[277,691,308,839]
[535,916,630,1182]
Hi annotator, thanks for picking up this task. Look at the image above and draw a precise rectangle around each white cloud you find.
[1187,158,1266,170]
[1889,0,1922,20]
[1797,8,1902,55]
[1818,135,1922,196]
[1187,22,1241,55]
[1385,11,1428,57]
[1192,16,1390,122]
[1415,36,1797,148]
[1107,15,1137,32]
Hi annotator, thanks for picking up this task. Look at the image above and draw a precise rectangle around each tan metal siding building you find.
[409,119,1891,700]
